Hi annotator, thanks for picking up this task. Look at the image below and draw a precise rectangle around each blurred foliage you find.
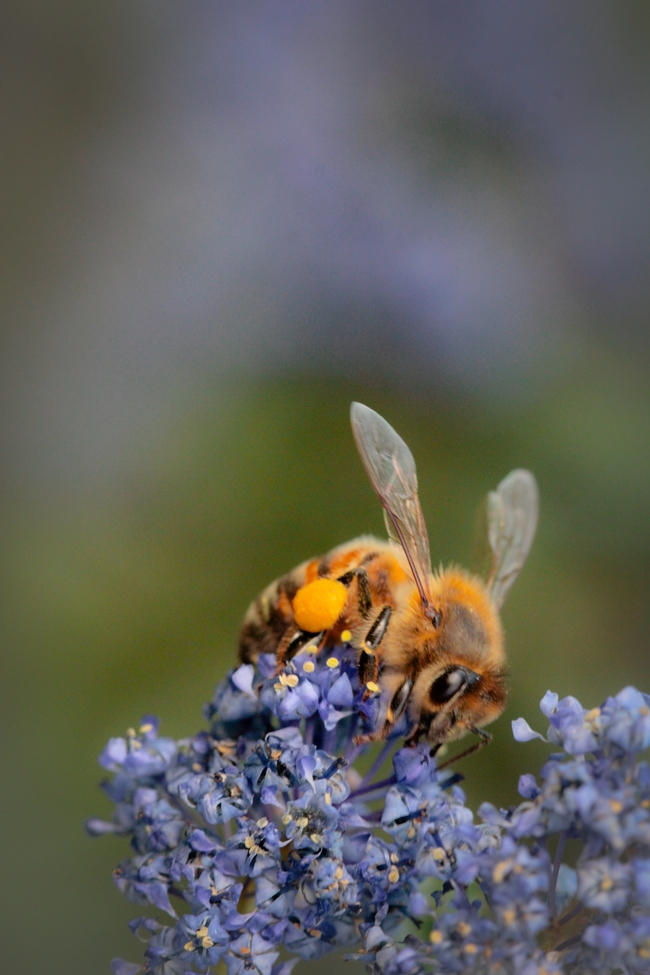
[1,352,649,973]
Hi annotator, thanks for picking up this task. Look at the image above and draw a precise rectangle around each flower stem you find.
[343,714,360,759]
[360,740,394,788]
[303,718,315,746]
[349,774,396,799]
[548,830,567,919]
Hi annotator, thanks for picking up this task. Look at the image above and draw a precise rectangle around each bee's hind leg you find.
[275,627,325,672]
[337,567,372,619]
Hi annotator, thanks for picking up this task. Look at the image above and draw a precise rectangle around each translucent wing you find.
[484,469,539,609]
[350,402,433,608]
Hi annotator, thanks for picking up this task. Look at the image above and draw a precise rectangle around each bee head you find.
[402,569,507,743]
[408,661,507,745]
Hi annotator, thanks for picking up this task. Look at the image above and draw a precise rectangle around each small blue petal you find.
[278,682,319,719]
[270,961,300,975]
[365,926,389,950]
[85,817,121,836]
[147,881,177,918]
[261,784,284,807]
[111,960,142,975]
[189,828,217,853]
[539,691,559,717]
[615,685,646,710]
[232,664,256,697]
[517,773,539,799]
[408,891,430,916]
[328,673,353,708]
[100,737,127,769]
[512,717,547,742]
[584,921,621,951]
[296,753,317,788]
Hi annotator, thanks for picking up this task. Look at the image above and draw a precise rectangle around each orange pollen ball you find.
[292,578,348,633]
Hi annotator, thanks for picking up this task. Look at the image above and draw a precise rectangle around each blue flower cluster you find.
[89,645,650,975]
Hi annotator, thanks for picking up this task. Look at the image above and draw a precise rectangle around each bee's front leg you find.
[354,677,411,744]
[435,728,492,770]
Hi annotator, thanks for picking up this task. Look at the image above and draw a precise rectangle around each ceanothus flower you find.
[90,652,650,975]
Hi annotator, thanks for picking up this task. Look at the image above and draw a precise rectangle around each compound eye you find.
[429,668,467,705]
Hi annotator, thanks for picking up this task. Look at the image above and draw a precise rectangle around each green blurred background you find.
[1,2,650,972]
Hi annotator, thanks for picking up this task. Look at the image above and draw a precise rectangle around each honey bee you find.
[239,402,538,753]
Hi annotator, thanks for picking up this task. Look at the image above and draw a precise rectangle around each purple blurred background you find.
[2,0,648,487]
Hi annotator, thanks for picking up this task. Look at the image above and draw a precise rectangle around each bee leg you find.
[352,729,383,745]
[404,724,425,748]
[359,679,414,743]
[434,728,492,770]
[276,627,324,671]
[337,568,372,619]
[358,606,392,688]
[380,678,413,733]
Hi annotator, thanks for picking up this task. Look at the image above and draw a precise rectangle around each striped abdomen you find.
[237,538,409,665]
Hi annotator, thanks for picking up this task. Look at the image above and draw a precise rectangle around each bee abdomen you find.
[238,619,276,663]
[237,572,303,664]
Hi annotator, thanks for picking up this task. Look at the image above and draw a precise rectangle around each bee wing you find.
[350,402,433,606]
[484,469,539,609]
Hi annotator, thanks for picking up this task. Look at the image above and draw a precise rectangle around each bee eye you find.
[429,668,468,705]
